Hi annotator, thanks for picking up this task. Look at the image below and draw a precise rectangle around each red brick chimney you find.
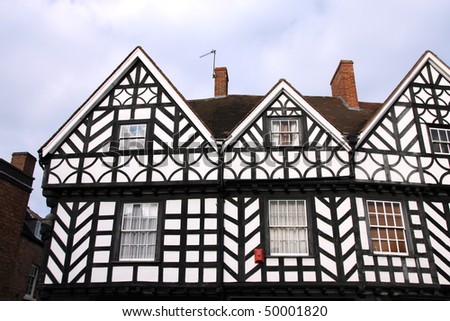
[330,60,359,108]
[11,152,36,177]
[214,67,228,97]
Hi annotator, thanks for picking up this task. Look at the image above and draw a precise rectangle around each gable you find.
[40,47,217,158]
[222,80,351,152]
[358,51,450,152]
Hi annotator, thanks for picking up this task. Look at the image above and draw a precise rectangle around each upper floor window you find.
[367,200,408,255]
[268,200,308,255]
[270,119,300,146]
[119,203,158,261]
[23,264,39,300]
[119,124,147,150]
[430,127,450,154]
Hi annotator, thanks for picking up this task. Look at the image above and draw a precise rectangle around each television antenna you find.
[200,49,216,78]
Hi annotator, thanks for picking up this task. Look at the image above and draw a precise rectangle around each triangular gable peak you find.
[221,79,351,152]
[40,46,217,157]
[357,51,450,150]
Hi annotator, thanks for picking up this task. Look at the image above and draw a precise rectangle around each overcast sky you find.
[1,0,450,216]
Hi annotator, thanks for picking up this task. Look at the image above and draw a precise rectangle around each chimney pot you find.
[330,60,359,108]
[11,152,36,177]
[214,67,228,97]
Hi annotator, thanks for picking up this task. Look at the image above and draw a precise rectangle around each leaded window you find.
[119,203,158,261]
[119,124,147,150]
[24,264,39,300]
[269,200,308,255]
[270,119,300,146]
[430,127,450,154]
[367,200,408,255]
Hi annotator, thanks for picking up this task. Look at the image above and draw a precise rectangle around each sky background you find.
[1,0,450,216]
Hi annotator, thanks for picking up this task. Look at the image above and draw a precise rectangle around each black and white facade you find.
[39,47,450,300]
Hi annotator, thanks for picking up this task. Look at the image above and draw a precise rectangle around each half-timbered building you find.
[38,47,450,300]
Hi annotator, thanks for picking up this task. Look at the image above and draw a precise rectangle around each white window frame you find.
[270,119,300,147]
[429,127,450,154]
[119,203,159,261]
[366,200,408,256]
[118,124,147,150]
[268,200,308,256]
[23,264,39,301]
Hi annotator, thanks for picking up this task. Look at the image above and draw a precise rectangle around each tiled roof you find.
[188,95,381,138]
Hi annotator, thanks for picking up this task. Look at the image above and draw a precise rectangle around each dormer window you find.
[430,127,450,154]
[270,119,300,146]
[119,124,147,150]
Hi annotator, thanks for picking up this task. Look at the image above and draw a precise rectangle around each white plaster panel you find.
[91,267,108,283]
[394,272,405,283]
[187,218,200,230]
[70,238,89,264]
[414,230,423,239]
[359,221,369,250]
[93,251,110,263]
[95,235,112,247]
[377,257,388,266]
[302,258,315,266]
[204,198,217,213]
[204,218,217,230]
[365,271,376,282]
[363,255,374,266]
[163,251,180,262]
[164,235,180,246]
[203,268,217,282]
[185,268,199,283]
[99,202,116,216]
[224,252,238,273]
[118,109,131,120]
[88,127,112,153]
[97,219,113,231]
[112,266,133,282]
[188,199,201,214]
[134,108,151,119]
[417,244,426,253]
[320,253,337,276]
[265,258,279,267]
[379,271,390,283]
[137,266,159,282]
[422,274,433,284]
[204,234,217,245]
[285,271,298,282]
[284,258,297,266]
[392,257,402,267]
[267,271,280,282]
[186,234,200,246]
[163,268,179,282]
[165,219,181,230]
[303,271,316,282]
[409,273,419,283]
[165,199,182,214]
[186,251,199,262]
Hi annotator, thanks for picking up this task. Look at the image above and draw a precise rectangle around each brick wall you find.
[0,153,42,300]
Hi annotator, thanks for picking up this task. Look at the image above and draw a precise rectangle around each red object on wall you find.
[254,248,264,263]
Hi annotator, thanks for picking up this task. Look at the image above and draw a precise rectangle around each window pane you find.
[431,129,439,140]
[120,203,158,260]
[390,241,398,252]
[386,215,394,226]
[430,127,450,154]
[270,119,299,146]
[269,200,307,255]
[367,200,407,254]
